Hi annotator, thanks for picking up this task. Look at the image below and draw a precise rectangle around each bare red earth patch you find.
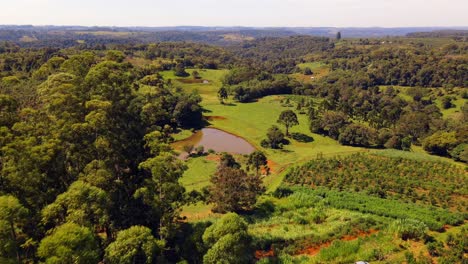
[255,248,275,259]
[205,154,221,162]
[295,229,379,257]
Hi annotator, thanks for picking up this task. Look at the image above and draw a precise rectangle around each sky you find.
[1,0,467,27]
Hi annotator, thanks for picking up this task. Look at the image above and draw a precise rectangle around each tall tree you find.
[41,180,111,232]
[209,167,264,213]
[218,152,240,169]
[202,213,253,264]
[265,125,285,149]
[217,87,228,104]
[37,222,100,264]
[0,195,28,263]
[136,152,186,240]
[277,110,299,136]
[105,226,164,264]
[336,31,342,40]
[247,151,268,176]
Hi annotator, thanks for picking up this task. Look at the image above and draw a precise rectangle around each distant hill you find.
[0,25,467,47]
[406,29,468,38]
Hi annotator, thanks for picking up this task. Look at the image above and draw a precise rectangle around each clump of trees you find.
[208,153,265,213]
[261,125,286,149]
[0,49,206,263]
[174,63,190,77]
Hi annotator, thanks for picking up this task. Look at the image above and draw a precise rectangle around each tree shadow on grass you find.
[243,200,276,222]
[289,132,314,143]
[222,102,237,106]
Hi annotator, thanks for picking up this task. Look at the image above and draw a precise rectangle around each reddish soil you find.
[262,160,278,174]
[342,229,378,241]
[296,241,332,256]
[255,248,275,259]
[295,229,379,257]
[205,154,221,162]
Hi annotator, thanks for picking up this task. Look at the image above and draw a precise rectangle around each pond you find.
[172,128,255,157]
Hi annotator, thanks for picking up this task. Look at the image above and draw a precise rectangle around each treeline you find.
[228,36,334,74]
[223,69,300,102]
[0,28,300,48]
[407,30,468,38]
[291,72,468,158]
[324,43,468,87]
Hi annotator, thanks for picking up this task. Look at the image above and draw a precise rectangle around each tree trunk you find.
[10,222,21,263]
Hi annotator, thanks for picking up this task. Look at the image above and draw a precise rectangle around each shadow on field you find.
[245,200,276,221]
[289,132,314,143]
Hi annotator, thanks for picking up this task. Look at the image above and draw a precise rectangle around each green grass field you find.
[179,155,217,192]
[292,62,330,83]
[162,69,365,189]
[161,69,229,105]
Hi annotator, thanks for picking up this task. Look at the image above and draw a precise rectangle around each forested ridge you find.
[0,33,467,263]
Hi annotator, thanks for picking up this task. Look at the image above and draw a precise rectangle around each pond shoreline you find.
[172,127,256,156]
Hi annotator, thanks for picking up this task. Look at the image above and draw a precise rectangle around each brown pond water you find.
[172,128,255,156]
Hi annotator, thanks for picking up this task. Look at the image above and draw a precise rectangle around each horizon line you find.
[1,24,468,29]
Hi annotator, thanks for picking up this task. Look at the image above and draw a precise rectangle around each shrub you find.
[390,219,427,240]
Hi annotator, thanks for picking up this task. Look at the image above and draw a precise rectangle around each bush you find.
[423,131,459,156]
[264,125,285,149]
[390,219,427,240]
[449,143,468,162]
[272,187,293,198]
[338,123,377,147]
[195,145,205,156]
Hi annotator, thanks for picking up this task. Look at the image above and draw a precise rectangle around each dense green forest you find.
[0,32,467,263]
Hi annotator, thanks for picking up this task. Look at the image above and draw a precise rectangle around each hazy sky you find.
[1,0,467,27]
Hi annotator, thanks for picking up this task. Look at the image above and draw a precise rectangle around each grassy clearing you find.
[179,155,217,192]
[161,69,361,178]
[172,129,194,141]
[292,62,330,83]
[296,62,325,70]
[180,202,218,222]
[436,96,465,119]
[205,96,363,169]
[165,70,364,220]
[161,69,229,105]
